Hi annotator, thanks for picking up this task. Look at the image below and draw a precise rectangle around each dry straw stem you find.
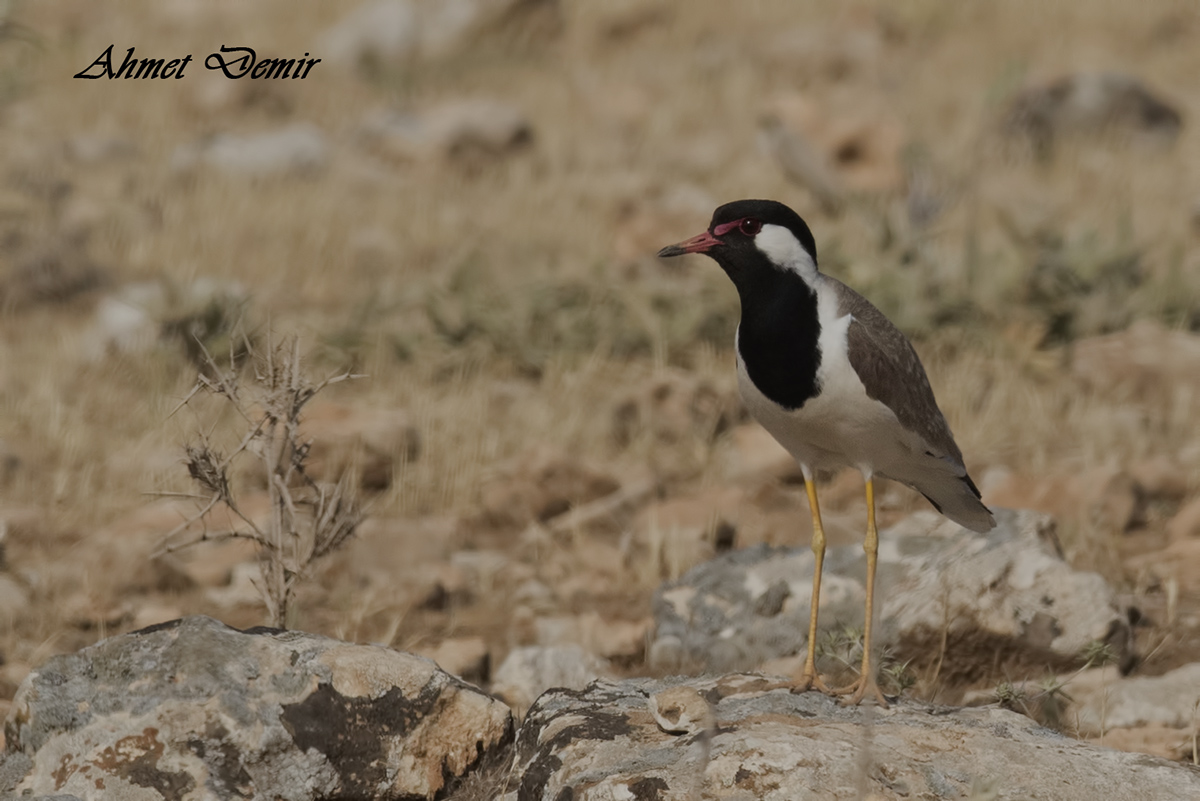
[154,333,365,628]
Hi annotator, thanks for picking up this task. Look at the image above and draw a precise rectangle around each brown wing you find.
[828,277,965,466]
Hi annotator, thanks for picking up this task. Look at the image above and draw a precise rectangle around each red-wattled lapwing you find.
[658,199,995,706]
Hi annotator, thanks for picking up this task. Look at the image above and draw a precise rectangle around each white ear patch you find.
[754,224,817,283]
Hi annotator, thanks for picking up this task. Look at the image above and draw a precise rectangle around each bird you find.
[657,199,995,706]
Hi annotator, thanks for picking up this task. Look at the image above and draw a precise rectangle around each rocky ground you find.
[3,0,1200,798]
[7,616,1200,800]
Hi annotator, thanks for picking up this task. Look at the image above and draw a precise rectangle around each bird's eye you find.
[739,218,762,236]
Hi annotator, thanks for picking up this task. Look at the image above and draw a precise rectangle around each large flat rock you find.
[651,507,1132,681]
[4,616,513,800]
[503,674,1200,800]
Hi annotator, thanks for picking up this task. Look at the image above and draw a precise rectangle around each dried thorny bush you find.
[155,333,365,628]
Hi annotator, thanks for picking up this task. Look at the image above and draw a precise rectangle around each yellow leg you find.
[794,470,834,695]
[835,476,890,707]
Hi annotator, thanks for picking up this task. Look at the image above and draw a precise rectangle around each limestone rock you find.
[650,508,1132,682]
[965,663,1200,761]
[491,644,610,716]
[1003,72,1182,158]
[362,100,533,162]
[85,278,250,362]
[0,751,34,797]
[5,616,513,800]
[172,124,328,177]
[1069,663,1200,737]
[501,674,1200,801]
[66,134,137,164]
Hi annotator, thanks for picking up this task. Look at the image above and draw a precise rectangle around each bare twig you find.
[152,494,223,556]
[156,528,262,556]
[158,332,366,628]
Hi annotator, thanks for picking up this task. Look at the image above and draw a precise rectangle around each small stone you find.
[754,580,792,617]
[85,278,251,362]
[649,686,714,735]
[1003,72,1182,159]
[491,644,609,714]
[362,100,533,163]
[173,124,328,177]
[66,134,137,163]
[648,635,683,672]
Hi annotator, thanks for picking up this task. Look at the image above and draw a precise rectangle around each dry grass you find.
[0,0,1199,712]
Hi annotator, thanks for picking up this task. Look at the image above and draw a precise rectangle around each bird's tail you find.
[892,455,993,532]
[911,470,995,533]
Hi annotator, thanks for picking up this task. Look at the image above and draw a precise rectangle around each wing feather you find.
[828,277,965,467]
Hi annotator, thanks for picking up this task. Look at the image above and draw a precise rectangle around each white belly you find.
[735,296,916,476]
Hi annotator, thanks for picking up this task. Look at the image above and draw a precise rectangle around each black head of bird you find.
[657,198,818,283]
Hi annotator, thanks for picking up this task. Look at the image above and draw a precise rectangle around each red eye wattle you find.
[739,218,762,236]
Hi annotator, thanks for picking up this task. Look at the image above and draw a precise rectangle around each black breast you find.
[734,272,821,411]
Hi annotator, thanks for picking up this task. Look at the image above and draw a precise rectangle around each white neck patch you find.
[754,223,818,284]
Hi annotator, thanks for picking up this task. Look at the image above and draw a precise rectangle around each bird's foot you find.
[831,675,890,708]
[791,667,837,696]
